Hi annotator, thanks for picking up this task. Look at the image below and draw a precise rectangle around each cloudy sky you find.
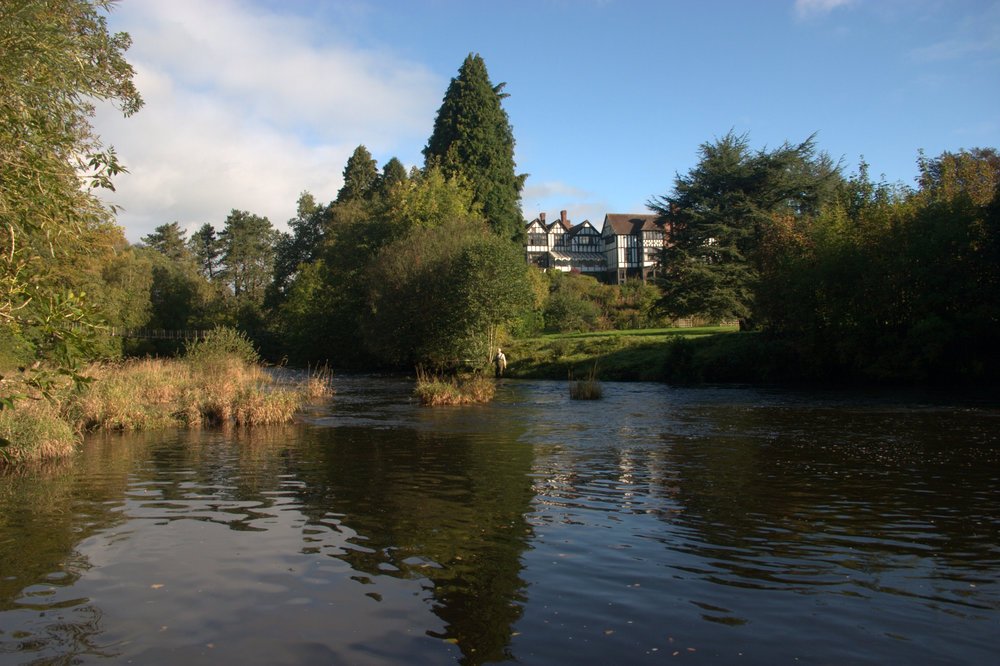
[94,0,1000,242]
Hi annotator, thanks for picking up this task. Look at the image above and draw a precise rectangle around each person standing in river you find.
[494,348,507,378]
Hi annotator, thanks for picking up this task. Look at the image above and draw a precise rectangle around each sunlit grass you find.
[2,353,328,466]
[505,325,739,381]
[0,399,77,464]
[414,368,496,406]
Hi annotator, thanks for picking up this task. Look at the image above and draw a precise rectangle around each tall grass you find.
[414,367,496,406]
[0,400,76,464]
[569,363,603,400]
[72,357,307,430]
[2,344,327,466]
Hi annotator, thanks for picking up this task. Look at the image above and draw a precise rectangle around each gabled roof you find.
[603,213,663,235]
[549,217,572,232]
[566,220,597,239]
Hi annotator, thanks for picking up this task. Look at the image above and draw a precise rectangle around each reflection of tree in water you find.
[291,425,535,665]
[0,427,302,660]
[657,402,1000,602]
[0,432,153,659]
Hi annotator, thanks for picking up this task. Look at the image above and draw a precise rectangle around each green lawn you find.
[504,325,738,381]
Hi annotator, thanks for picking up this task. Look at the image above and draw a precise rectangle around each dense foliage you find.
[2,0,142,404]
[652,138,1000,383]
[649,132,839,328]
[423,53,525,241]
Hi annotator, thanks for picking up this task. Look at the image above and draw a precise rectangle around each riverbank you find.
[505,325,1000,386]
[0,356,330,466]
[503,325,739,382]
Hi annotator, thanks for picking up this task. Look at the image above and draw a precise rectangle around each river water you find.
[1,376,998,665]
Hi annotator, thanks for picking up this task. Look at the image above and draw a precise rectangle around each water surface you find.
[2,377,998,664]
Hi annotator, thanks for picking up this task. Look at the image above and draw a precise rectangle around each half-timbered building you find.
[601,213,668,283]
[524,211,669,284]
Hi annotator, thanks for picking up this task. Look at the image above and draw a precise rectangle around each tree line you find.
[2,39,539,381]
[651,133,999,383]
[3,0,997,393]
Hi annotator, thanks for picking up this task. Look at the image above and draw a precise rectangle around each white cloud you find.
[94,0,442,241]
[793,0,856,19]
[520,181,627,229]
[909,4,1000,63]
[521,180,592,201]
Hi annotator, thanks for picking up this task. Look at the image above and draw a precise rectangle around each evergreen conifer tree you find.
[423,54,524,241]
[336,145,378,203]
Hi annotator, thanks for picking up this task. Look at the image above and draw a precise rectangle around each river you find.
[1,376,998,664]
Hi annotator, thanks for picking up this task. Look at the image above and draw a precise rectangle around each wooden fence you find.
[102,327,210,341]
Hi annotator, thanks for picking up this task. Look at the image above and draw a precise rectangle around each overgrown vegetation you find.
[414,367,496,406]
[647,135,1000,384]
[1,328,331,464]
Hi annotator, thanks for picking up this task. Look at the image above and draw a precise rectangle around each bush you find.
[184,326,260,366]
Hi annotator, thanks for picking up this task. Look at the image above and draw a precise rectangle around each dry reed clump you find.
[300,366,335,400]
[2,345,312,466]
[569,364,603,400]
[74,359,187,430]
[72,356,303,432]
[232,386,301,425]
[414,368,496,406]
[0,400,77,464]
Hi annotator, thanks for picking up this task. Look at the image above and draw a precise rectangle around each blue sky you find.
[95,0,1000,241]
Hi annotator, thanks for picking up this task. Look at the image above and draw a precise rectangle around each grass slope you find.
[504,326,738,381]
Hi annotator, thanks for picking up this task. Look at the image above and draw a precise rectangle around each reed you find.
[414,367,496,406]
[301,364,336,400]
[2,352,322,467]
[72,357,308,431]
[569,363,603,400]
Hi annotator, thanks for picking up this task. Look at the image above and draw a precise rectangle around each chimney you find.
[539,212,546,223]
[560,210,568,225]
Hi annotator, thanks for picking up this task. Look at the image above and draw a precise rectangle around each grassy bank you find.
[504,325,739,381]
[1,356,330,466]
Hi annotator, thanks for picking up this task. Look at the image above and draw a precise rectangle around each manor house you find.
[524,210,669,284]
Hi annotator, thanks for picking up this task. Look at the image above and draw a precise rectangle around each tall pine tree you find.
[336,145,378,203]
[423,54,524,241]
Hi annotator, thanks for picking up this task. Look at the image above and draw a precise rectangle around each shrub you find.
[184,326,260,366]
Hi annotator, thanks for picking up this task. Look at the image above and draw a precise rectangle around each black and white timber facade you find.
[525,210,669,284]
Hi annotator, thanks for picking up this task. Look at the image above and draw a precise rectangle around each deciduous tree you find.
[1,0,141,407]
